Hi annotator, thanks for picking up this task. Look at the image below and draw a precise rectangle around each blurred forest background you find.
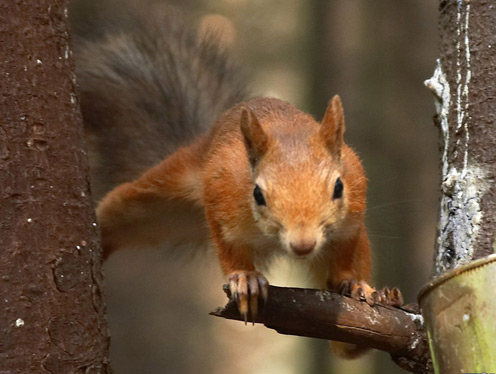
[70,1,439,373]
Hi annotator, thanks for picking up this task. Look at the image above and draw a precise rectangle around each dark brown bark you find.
[0,1,110,373]
[428,0,496,275]
[212,286,432,374]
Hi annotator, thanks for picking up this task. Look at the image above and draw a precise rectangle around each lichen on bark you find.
[426,0,496,276]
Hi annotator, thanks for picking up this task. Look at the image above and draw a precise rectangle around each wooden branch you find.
[211,285,432,374]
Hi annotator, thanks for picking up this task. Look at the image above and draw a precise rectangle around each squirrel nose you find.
[290,240,316,257]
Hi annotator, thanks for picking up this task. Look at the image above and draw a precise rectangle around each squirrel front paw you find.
[228,270,269,323]
[336,279,403,307]
[336,279,379,306]
[376,286,403,307]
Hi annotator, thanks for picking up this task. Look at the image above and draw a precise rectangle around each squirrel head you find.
[240,96,366,260]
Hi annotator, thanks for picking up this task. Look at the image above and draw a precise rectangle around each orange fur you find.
[97,95,373,358]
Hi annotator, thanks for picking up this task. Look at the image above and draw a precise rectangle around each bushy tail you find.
[74,4,247,200]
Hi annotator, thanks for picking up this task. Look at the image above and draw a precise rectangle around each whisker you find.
[367,199,422,212]
[314,250,326,264]
[368,234,402,240]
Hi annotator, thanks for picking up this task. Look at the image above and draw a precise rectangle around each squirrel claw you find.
[377,286,403,307]
[228,270,268,324]
[337,279,379,306]
[337,280,404,307]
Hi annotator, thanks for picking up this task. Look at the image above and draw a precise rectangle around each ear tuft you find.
[321,95,346,159]
[240,107,269,167]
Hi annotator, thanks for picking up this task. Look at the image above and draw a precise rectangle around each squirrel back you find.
[74,6,247,200]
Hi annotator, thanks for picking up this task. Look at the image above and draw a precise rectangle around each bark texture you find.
[425,0,496,276]
[0,1,110,373]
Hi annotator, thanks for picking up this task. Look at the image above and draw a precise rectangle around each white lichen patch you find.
[425,60,450,176]
[436,165,488,274]
[410,336,420,350]
[365,314,379,326]
[314,290,326,302]
[426,1,480,275]
[15,318,24,327]
[408,311,424,326]
[456,2,471,171]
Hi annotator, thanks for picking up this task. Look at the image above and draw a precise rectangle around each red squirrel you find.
[76,6,402,360]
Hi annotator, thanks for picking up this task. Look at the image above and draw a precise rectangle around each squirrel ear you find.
[320,95,346,159]
[240,107,269,167]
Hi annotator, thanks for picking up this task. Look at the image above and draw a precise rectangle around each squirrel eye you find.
[253,184,266,206]
[333,177,343,200]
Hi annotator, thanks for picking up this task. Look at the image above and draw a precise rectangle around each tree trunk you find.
[0,1,110,373]
[420,1,496,371]
[428,0,496,276]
